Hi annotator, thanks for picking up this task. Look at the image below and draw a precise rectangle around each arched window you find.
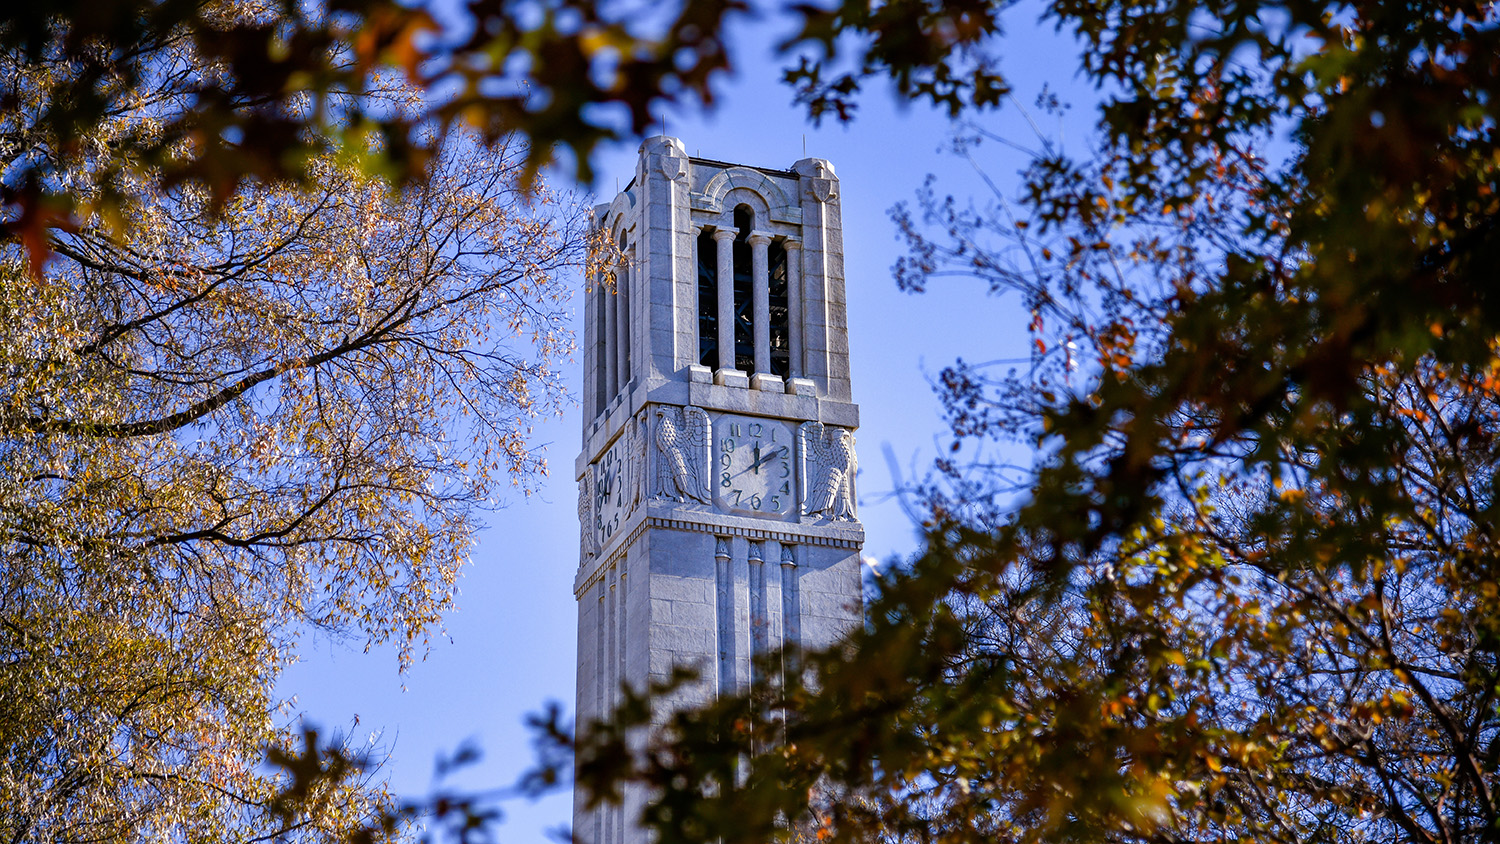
[596,227,631,413]
[697,204,792,378]
[618,230,630,388]
[696,230,717,368]
[732,205,754,372]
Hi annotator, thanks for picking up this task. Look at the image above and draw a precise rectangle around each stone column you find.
[748,540,768,678]
[583,262,599,422]
[714,536,735,695]
[713,229,736,373]
[779,542,800,673]
[784,238,803,380]
[748,231,771,377]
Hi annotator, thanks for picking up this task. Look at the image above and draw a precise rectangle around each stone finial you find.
[640,135,687,157]
[641,135,688,182]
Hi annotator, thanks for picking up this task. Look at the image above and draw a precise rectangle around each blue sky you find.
[278,3,1089,839]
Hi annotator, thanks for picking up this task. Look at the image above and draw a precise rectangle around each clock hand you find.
[749,446,787,472]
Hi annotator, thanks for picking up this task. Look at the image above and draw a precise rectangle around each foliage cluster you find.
[10,0,1500,841]
[0,5,595,836]
[0,0,749,263]
[566,2,1500,843]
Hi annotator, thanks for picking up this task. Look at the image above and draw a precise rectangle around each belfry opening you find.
[692,202,792,379]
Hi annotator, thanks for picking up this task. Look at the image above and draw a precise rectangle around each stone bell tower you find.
[574,137,863,844]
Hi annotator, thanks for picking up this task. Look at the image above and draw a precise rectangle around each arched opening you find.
[732,205,754,372]
[696,229,717,368]
[594,234,611,412]
[697,203,792,378]
[617,230,630,389]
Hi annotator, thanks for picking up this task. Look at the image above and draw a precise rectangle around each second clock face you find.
[593,436,629,546]
[713,414,796,518]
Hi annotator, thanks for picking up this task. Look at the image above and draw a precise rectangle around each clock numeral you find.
[598,512,619,539]
[712,418,798,515]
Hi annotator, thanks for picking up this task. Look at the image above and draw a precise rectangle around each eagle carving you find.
[578,472,599,559]
[800,421,857,521]
[654,405,710,504]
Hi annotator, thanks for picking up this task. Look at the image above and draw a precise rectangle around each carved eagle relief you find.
[578,471,599,559]
[800,421,857,521]
[653,405,710,504]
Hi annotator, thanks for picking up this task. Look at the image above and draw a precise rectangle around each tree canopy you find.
[11,0,1500,840]
[562,2,1500,843]
[0,0,748,266]
[0,27,593,839]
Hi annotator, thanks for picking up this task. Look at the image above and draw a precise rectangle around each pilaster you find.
[583,208,604,427]
[792,157,848,401]
[637,136,693,387]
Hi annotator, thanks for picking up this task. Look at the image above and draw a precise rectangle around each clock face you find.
[713,414,796,518]
[593,436,630,545]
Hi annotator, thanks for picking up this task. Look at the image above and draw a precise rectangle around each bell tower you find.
[574,137,863,844]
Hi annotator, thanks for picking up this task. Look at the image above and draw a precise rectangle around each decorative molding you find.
[807,178,837,204]
[646,516,861,549]
[693,166,799,224]
[604,187,636,231]
[575,512,862,593]
[660,156,688,183]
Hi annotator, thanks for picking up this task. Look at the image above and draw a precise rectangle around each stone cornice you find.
[574,510,864,595]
